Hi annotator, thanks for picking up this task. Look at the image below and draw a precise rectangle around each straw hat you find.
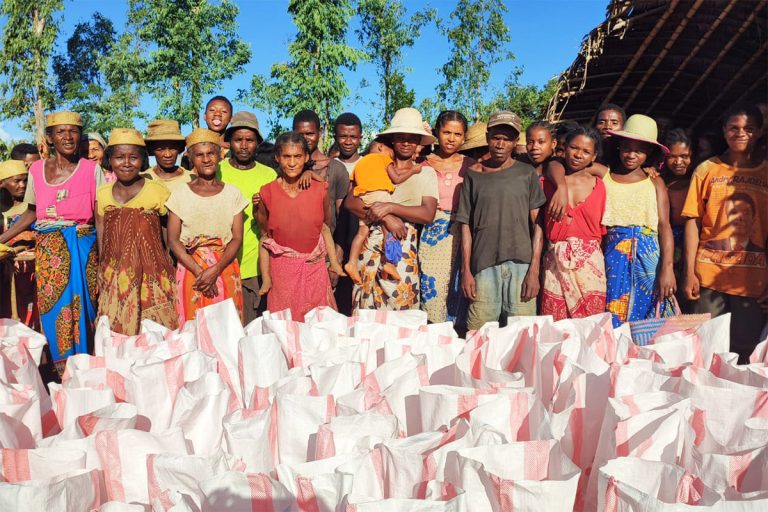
[0,160,28,181]
[145,120,186,142]
[460,122,489,151]
[84,132,107,149]
[107,128,145,147]
[517,131,527,146]
[606,114,669,154]
[186,128,220,148]
[45,111,82,128]
[487,111,522,136]
[378,108,436,145]
[224,111,264,143]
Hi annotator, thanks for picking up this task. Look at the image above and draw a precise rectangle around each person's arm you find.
[366,197,437,226]
[653,177,676,299]
[343,183,407,238]
[683,218,701,300]
[298,170,325,189]
[256,200,272,295]
[167,211,202,276]
[95,206,104,257]
[544,159,568,222]
[521,208,544,302]
[387,163,421,185]
[0,207,35,245]
[196,211,244,290]
[460,223,476,301]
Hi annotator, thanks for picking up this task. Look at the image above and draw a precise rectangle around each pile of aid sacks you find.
[0,299,767,511]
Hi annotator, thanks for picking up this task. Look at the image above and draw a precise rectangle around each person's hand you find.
[381,215,406,239]
[657,267,676,299]
[259,278,272,296]
[365,202,394,223]
[252,193,261,206]
[194,267,220,298]
[547,186,568,222]
[521,269,540,302]
[683,271,700,301]
[758,284,768,312]
[461,270,477,301]
[642,166,660,179]
[298,171,313,189]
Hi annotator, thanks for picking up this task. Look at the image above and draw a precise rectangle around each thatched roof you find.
[546,0,768,131]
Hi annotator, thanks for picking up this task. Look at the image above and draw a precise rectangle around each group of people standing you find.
[0,96,766,377]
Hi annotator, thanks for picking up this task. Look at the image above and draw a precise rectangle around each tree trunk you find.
[32,8,48,158]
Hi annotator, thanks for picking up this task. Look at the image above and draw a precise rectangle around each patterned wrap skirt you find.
[97,207,178,335]
[176,237,243,325]
[419,209,467,324]
[263,235,337,322]
[604,225,673,327]
[35,221,98,374]
[541,237,606,321]
[353,223,420,311]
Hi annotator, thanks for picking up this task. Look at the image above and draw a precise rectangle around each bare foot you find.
[259,279,272,296]
[382,262,401,281]
[329,263,346,276]
[344,262,362,284]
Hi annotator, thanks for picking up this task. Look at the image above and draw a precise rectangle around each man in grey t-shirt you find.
[455,111,546,330]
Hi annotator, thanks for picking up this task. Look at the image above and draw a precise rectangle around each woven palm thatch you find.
[547,0,768,130]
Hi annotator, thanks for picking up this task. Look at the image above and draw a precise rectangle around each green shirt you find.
[217,159,277,279]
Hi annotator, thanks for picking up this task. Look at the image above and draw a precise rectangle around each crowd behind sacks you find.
[0,299,767,511]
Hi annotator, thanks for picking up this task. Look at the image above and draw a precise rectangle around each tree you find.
[244,0,364,145]
[436,0,513,122]
[53,13,146,134]
[127,0,251,127]
[356,0,435,126]
[483,73,559,127]
[0,1,63,148]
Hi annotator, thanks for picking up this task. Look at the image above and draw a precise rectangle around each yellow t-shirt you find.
[96,180,170,216]
[351,153,395,196]
[165,183,249,245]
[682,157,768,297]
[140,166,195,195]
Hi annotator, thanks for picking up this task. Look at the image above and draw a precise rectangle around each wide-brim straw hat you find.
[606,114,669,154]
[378,108,436,146]
[186,128,221,148]
[0,160,28,181]
[225,111,264,143]
[107,128,146,147]
[84,132,107,149]
[145,119,185,142]
[460,122,489,151]
[45,111,83,128]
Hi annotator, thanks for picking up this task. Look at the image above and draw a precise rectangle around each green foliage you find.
[356,0,435,127]
[482,73,559,128]
[127,0,251,127]
[0,0,63,144]
[244,0,364,144]
[436,0,513,122]
[53,13,146,134]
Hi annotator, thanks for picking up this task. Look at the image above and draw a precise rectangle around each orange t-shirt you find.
[351,153,395,197]
[681,157,768,297]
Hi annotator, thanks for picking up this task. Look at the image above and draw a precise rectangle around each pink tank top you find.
[29,158,98,224]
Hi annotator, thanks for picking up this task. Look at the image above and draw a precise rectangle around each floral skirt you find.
[35,223,98,374]
[264,236,336,322]
[176,237,243,325]
[419,209,467,324]
[605,226,672,327]
[353,223,420,311]
[98,208,177,335]
[541,238,606,321]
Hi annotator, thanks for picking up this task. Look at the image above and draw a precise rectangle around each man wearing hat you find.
[142,119,194,194]
[218,111,277,323]
[456,111,546,330]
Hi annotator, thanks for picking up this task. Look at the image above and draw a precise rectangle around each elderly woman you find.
[420,111,474,324]
[345,108,438,311]
[0,111,104,375]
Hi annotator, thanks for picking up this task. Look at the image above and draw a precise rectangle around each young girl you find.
[602,115,675,326]
[526,121,557,184]
[95,129,177,335]
[541,127,607,320]
[0,160,37,328]
[344,139,421,284]
[166,128,248,323]
[663,129,694,306]
[257,131,337,321]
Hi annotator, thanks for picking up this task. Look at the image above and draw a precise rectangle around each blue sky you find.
[0,0,607,141]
